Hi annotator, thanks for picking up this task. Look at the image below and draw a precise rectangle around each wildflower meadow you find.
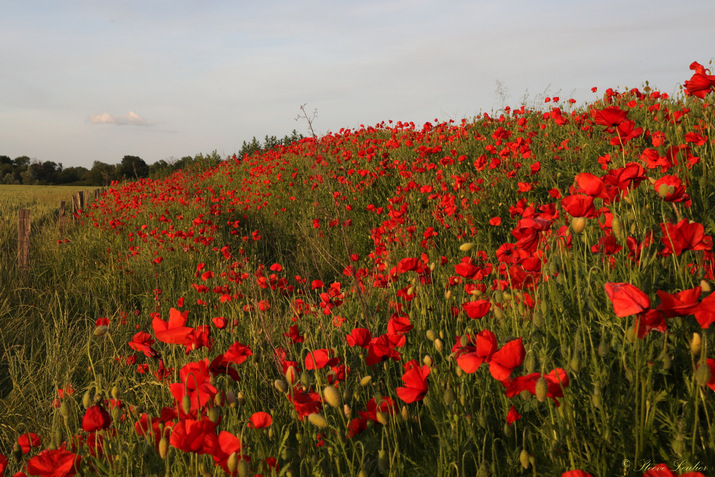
[1,62,714,476]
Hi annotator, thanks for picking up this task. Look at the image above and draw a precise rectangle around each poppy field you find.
[1,62,714,476]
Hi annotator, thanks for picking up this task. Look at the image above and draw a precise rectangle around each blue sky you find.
[1,0,713,169]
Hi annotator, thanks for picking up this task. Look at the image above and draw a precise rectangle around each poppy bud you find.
[571,217,586,234]
[445,290,451,300]
[532,311,543,328]
[93,325,109,337]
[209,407,221,423]
[360,375,372,387]
[274,379,288,394]
[443,388,455,407]
[434,339,444,353]
[426,329,436,341]
[701,279,712,293]
[423,355,433,367]
[401,406,409,422]
[308,413,328,428]
[13,441,22,463]
[476,462,490,477]
[611,216,623,237]
[227,453,239,474]
[524,352,536,373]
[182,395,192,415]
[597,339,609,357]
[672,435,685,457]
[236,391,245,406]
[569,353,581,373]
[519,448,530,469]
[82,389,93,410]
[358,470,368,477]
[285,366,298,385]
[660,352,672,371]
[236,459,251,477]
[159,436,170,459]
[377,449,389,474]
[60,400,71,420]
[226,390,237,407]
[592,385,602,409]
[535,377,548,402]
[376,411,388,425]
[322,385,341,408]
[459,335,468,347]
[343,404,351,418]
[300,370,312,388]
[690,333,702,357]
[111,385,121,400]
[626,326,636,344]
[459,242,475,252]
[695,362,711,387]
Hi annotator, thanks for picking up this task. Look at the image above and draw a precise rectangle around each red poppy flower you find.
[654,175,689,204]
[462,299,492,319]
[152,308,192,345]
[635,309,667,338]
[573,173,606,198]
[561,195,595,218]
[656,287,701,317]
[128,331,157,358]
[288,388,322,419]
[305,349,340,370]
[284,324,305,344]
[346,328,372,348]
[693,292,715,329]
[208,430,245,474]
[169,359,218,415]
[488,338,525,381]
[396,359,430,403]
[684,61,715,99]
[18,432,42,454]
[387,316,413,336]
[26,449,81,477]
[0,454,6,475]
[660,219,711,256]
[506,405,521,425]
[591,106,628,127]
[505,368,570,406]
[604,282,650,317]
[562,471,593,477]
[453,330,497,373]
[247,411,273,429]
[82,404,111,432]
[365,335,401,366]
[169,418,218,454]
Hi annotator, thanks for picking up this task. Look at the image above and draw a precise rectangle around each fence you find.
[16,188,104,273]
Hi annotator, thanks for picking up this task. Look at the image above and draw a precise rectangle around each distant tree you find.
[13,156,31,168]
[118,155,149,179]
[21,167,37,185]
[88,161,117,186]
[30,160,62,184]
[57,166,90,185]
[148,159,173,178]
[0,155,12,166]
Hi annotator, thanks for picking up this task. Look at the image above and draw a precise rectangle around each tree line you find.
[1,130,303,186]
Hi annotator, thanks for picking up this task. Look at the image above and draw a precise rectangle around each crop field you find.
[0,64,714,476]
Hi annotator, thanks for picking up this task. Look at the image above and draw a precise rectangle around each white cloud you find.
[88,111,151,126]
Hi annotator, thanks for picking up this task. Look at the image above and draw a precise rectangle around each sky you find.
[1,0,714,169]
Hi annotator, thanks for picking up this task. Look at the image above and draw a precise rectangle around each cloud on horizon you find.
[88,111,151,126]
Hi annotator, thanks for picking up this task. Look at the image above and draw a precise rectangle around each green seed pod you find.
[626,326,636,344]
[535,377,548,402]
[592,385,602,409]
[60,400,71,420]
[111,385,121,400]
[532,311,543,328]
[569,353,581,373]
[493,306,504,320]
[597,338,610,357]
[611,215,623,237]
[209,407,221,423]
[696,362,711,387]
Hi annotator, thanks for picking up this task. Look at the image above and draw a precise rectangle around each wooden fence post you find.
[59,200,66,237]
[18,209,30,272]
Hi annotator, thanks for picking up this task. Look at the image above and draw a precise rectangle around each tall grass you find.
[0,82,713,476]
